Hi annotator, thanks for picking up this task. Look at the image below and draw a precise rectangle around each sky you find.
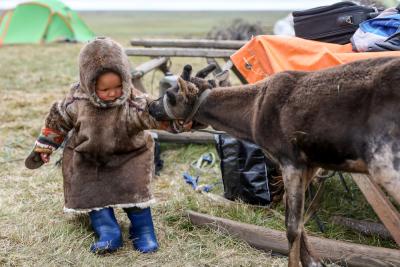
[0,0,341,11]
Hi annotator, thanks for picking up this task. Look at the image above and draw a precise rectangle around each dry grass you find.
[0,153,287,266]
[0,11,397,267]
[0,12,287,266]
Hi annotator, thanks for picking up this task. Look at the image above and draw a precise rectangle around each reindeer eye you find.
[166,91,176,106]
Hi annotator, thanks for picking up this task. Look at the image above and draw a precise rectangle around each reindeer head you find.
[149,64,225,122]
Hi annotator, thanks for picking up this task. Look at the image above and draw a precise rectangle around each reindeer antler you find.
[181,65,192,81]
[181,64,217,81]
[180,63,220,89]
[195,63,216,78]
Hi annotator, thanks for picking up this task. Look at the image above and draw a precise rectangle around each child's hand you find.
[182,121,193,132]
[158,121,171,131]
[40,153,51,163]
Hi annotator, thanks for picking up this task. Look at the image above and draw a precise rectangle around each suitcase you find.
[293,1,381,44]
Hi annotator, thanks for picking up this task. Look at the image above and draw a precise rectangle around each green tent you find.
[0,0,95,45]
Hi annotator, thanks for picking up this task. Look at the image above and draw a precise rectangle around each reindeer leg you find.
[300,229,325,267]
[301,168,325,267]
[282,165,306,267]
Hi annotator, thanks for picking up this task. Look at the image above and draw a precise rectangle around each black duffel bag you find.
[215,134,280,206]
[293,1,381,44]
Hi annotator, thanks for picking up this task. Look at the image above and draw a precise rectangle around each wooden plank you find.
[332,216,393,240]
[131,57,169,79]
[125,48,235,58]
[151,130,215,144]
[132,79,146,93]
[188,210,400,267]
[130,38,246,50]
[351,174,400,245]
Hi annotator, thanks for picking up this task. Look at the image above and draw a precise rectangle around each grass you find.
[0,11,398,267]
[80,11,287,44]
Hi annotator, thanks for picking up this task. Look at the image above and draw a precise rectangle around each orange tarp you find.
[230,35,400,84]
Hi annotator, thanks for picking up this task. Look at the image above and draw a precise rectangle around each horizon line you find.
[0,9,293,12]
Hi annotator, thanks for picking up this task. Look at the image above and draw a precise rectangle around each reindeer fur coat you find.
[25,37,161,212]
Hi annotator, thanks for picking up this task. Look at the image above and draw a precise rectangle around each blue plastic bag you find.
[351,6,400,51]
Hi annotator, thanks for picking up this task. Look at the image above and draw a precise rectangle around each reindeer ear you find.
[195,63,217,78]
[178,77,198,101]
[181,65,192,81]
[177,77,187,91]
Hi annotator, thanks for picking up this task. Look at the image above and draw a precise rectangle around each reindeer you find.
[148,57,400,267]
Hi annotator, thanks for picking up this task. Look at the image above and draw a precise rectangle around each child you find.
[25,37,186,254]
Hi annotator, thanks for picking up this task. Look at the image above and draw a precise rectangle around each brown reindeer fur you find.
[149,57,400,267]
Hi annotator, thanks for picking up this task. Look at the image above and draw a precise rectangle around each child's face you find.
[95,72,123,101]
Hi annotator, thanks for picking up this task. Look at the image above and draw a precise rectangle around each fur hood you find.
[78,37,132,108]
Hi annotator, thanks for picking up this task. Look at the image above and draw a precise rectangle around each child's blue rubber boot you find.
[125,207,159,253]
[89,207,123,253]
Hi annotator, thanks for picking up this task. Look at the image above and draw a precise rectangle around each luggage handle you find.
[337,10,380,26]
[337,15,355,26]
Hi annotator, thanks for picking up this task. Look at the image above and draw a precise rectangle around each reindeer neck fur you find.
[194,83,263,142]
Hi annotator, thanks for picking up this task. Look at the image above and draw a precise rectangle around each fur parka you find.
[26,37,162,212]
